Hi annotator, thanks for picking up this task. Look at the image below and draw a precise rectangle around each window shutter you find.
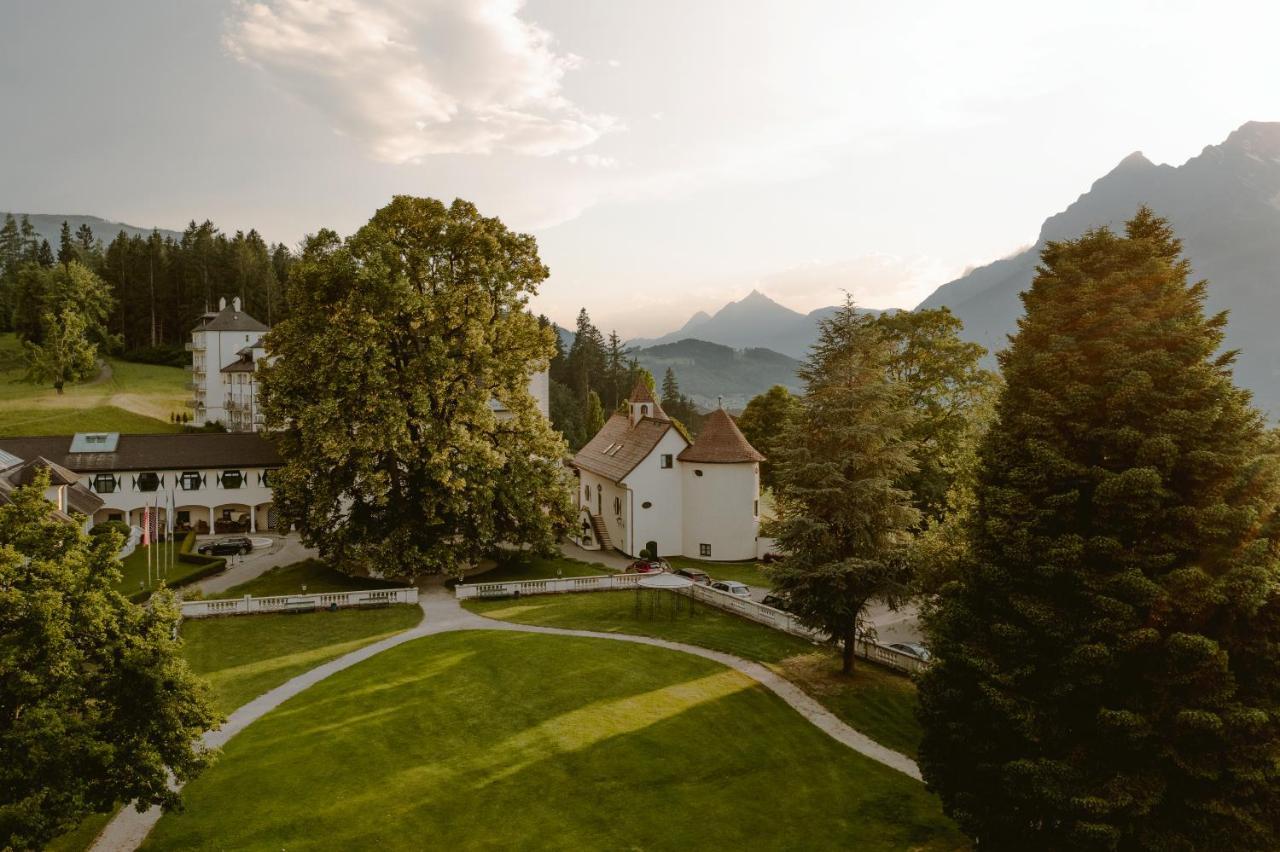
[131,475,137,489]
[201,474,207,487]
[160,475,165,487]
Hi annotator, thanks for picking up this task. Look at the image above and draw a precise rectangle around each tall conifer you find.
[917,209,1280,850]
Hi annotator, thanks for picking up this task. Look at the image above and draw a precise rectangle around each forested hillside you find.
[0,213,291,361]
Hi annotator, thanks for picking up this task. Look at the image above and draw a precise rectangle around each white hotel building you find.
[0,432,283,535]
[189,296,270,432]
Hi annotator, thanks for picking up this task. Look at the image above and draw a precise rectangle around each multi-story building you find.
[0,432,283,535]
[188,297,270,431]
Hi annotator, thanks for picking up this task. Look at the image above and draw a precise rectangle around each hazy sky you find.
[2,1,1277,336]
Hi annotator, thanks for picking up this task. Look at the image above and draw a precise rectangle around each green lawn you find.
[179,606,423,715]
[467,591,923,758]
[146,631,963,850]
[44,809,117,852]
[467,589,813,663]
[666,555,773,588]
[116,543,223,598]
[465,550,611,583]
[209,559,411,600]
[0,404,178,437]
[0,332,188,437]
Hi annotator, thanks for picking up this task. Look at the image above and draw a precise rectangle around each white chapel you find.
[571,379,765,561]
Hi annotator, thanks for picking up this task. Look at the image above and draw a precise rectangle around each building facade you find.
[189,296,270,431]
[0,433,283,535]
[571,381,765,561]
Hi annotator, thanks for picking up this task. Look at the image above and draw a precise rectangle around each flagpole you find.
[145,505,152,588]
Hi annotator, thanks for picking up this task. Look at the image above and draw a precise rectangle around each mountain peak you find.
[1116,150,1153,169]
[1222,120,1280,158]
[741,288,775,304]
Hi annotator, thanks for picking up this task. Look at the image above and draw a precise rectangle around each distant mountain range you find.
[629,339,801,411]
[627,290,853,359]
[0,213,183,247]
[918,120,1280,417]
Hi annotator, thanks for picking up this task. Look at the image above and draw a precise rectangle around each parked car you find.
[888,642,932,662]
[761,593,792,612]
[197,536,254,556]
[627,558,667,574]
[710,580,751,598]
[674,566,712,585]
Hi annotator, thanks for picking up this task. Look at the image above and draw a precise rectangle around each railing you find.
[181,587,419,618]
[454,573,927,674]
[454,572,643,599]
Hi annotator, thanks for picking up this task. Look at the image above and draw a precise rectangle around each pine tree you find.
[737,385,801,490]
[18,215,37,263]
[567,308,606,402]
[75,222,95,254]
[916,208,1280,850]
[765,300,919,673]
[604,331,626,409]
[35,239,54,267]
[57,221,75,266]
[661,367,680,406]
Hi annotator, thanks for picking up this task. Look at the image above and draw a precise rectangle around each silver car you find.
[710,580,751,598]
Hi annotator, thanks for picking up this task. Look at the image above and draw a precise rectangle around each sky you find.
[2,0,1278,337]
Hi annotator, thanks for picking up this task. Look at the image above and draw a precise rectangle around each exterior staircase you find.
[588,513,614,551]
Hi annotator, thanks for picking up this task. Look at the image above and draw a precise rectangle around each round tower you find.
[677,407,765,561]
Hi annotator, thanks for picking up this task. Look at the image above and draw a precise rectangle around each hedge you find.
[126,532,226,602]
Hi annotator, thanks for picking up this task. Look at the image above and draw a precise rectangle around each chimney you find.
[218,296,227,311]
[233,296,241,312]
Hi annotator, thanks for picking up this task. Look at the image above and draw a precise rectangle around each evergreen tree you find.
[917,209,1280,850]
[765,300,919,673]
[604,331,627,410]
[74,222,95,254]
[260,197,573,577]
[0,215,20,329]
[661,367,680,405]
[57,221,74,266]
[585,390,605,437]
[549,379,586,450]
[0,471,217,848]
[18,216,37,264]
[567,308,606,402]
[35,239,54,267]
[23,308,99,393]
[737,385,801,490]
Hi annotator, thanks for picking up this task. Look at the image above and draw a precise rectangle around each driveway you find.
[192,533,317,595]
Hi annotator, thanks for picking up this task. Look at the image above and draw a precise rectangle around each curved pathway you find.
[91,587,919,851]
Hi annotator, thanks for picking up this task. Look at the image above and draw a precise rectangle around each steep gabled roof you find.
[629,378,657,405]
[8,456,80,487]
[200,305,269,333]
[573,413,680,482]
[677,408,765,464]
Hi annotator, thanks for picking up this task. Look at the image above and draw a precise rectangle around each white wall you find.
[577,468,631,554]
[84,466,275,531]
[621,428,687,558]
[680,462,761,561]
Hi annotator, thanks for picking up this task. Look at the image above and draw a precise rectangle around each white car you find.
[710,580,751,598]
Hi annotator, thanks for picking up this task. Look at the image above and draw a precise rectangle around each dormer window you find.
[640,405,649,417]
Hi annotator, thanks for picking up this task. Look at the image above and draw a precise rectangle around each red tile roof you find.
[573,413,683,482]
[677,408,765,464]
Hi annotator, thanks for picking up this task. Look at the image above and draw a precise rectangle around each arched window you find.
[640,404,649,416]
[613,496,621,515]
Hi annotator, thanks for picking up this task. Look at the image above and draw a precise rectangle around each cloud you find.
[224,0,615,162]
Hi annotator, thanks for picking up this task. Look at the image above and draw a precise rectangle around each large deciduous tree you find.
[260,197,574,577]
[737,384,801,491]
[23,307,98,393]
[916,208,1280,850]
[0,472,217,849]
[765,300,920,673]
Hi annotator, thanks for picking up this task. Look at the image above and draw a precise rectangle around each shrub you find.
[90,520,131,540]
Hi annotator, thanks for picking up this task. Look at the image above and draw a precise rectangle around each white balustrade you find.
[180,587,419,618]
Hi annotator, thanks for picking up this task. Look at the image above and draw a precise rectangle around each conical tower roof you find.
[677,408,765,463]
[629,378,657,405]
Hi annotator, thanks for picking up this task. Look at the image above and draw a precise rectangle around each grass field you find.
[179,606,424,715]
[0,332,187,436]
[465,551,611,584]
[466,591,923,758]
[116,543,223,597]
[209,559,412,600]
[666,555,773,588]
[145,631,963,851]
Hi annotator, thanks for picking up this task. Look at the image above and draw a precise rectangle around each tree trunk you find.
[842,626,857,674]
[54,381,64,395]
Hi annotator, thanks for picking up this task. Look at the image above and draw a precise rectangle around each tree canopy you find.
[0,471,217,849]
[260,196,574,577]
[737,385,801,490]
[765,300,919,673]
[916,208,1280,850]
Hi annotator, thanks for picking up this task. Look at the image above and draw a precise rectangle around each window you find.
[136,472,160,492]
[754,500,759,517]
[660,454,672,469]
[641,501,652,509]
[613,496,621,515]
[108,512,123,522]
[584,485,590,500]
[700,543,711,557]
[180,471,201,491]
[93,473,117,494]
[694,469,704,477]
[177,510,190,526]
[640,405,649,416]
[220,470,243,489]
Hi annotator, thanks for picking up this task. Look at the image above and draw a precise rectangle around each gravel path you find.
[192,534,318,595]
[91,585,919,851]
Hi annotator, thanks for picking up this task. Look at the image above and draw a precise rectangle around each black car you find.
[674,566,712,585]
[761,593,793,612]
[197,536,254,556]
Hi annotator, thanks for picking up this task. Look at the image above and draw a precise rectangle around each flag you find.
[141,506,151,547]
